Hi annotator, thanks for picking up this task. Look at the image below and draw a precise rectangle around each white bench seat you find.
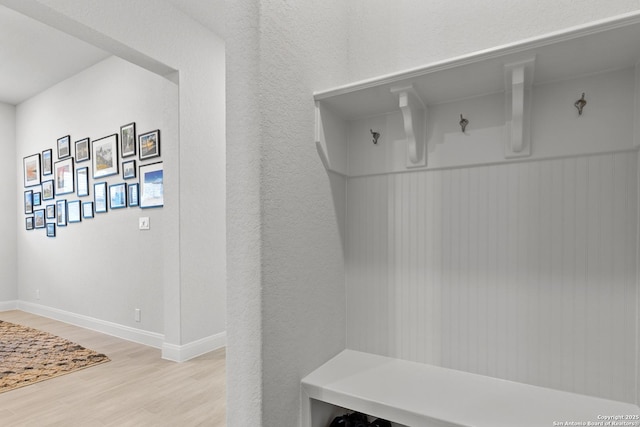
[302,350,640,427]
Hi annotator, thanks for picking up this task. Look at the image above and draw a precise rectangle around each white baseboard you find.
[162,331,226,362]
[17,301,165,349]
[0,300,18,311]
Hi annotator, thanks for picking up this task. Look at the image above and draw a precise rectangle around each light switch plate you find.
[139,217,150,230]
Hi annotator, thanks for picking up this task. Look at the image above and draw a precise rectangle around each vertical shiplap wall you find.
[346,152,638,403]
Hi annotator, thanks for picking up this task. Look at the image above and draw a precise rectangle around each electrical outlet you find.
[139,217,150,230]
[134,308,141,322]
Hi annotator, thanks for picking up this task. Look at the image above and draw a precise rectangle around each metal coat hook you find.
[574,93,587,116]
[459,114,469,133]
[370,129,381,144]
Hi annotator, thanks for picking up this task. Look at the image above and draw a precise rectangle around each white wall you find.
[226,1,349,425]
[15,56,178,334]
[0,102,17,303]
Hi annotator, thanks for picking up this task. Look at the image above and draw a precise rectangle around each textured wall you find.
[15,57,177,333]
[226,0,350,425]
[347,0,640,81]
[0,103,16,302]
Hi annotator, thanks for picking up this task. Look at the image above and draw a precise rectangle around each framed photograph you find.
[34,209,45,229]
[42,179,54,200]
[26,217,34,231]
[57,135,71,159]
[139,162,163,208]
[33,192,41,206]
[109,183,127,209]
[76,167,89,197]
[128,183,139,207]
[83,202,94,219]
[92,134,118,178]
[46,204,55,219]
[24,190,33,214]
[75,138,90,162]
[139,130,160,160]
[121,122,136,158]
[23,154,41,187]
[54,157,74,195]
[94,182,108,213]
[42,149,53,176]
[46,223,56,238]
[56,199,67,226]
[68,200,81,223]
[123,160,136,179]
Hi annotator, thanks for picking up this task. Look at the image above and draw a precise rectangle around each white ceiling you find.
[0,5,110,105]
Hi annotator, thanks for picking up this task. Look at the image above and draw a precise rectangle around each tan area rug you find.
[0,320,110,393]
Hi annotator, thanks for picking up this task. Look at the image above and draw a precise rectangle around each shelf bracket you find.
[504,58,535,158]
[390,85,427,168]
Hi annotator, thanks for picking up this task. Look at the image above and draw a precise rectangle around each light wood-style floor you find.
[0,310,226,427]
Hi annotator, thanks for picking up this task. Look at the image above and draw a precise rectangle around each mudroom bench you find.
[301,350,640,427]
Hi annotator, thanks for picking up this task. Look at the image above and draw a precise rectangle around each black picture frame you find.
[123,160,136,179]
[23,153,41,187]
[68,200,81,223]
[139,129,160,160]
[92,134,119,178]
[24,190,33,214]
[121,122,136,158]
[128,183,139,207]
[56,199,67,227]
[109,183,127,209]
[139,161,163,208]
[46,223,56,238]
[94,182,108,213]
[76,167,89,197]
[33,192,41,206]
[42,149,53,176]
[83,202,94,219]
[57,135,71,159]
[75,138,90,162]
[54,157,74,195]
[34,209,45,229]
[25,217,34,231]
[46,204,55,219]
[42,179,54,200]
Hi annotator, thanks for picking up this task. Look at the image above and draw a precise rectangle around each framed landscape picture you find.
[139,162,163,208]
[56,199,67,226]
[42,179,54,200]
[76,167,89,197]
[46,223,56,238]
[33,192,41,206]
[54,158,74,195]
[57,135,71,159]
[46,204,55,219]
[75,138,90,162]
[34,209,45,229]
[128,183,139,207]
[121,122,136,157]
[139,130,160,160]
[42,149,53,176]
[23,154,41,187]
[94,182,108,213]
[92,134,118,178]
[109,183,127,209]
[123,160,136,179]
[25,217,34,231]
[24,190,33,214]
[83,202,94,219]
[68,200,81,223]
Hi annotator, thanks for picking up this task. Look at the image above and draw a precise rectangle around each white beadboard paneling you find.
[345,151,638,403]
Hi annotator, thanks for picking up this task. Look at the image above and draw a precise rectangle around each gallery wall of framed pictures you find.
[22,122,164,237]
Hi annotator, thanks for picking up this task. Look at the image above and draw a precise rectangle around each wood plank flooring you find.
[0,310,226,427]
